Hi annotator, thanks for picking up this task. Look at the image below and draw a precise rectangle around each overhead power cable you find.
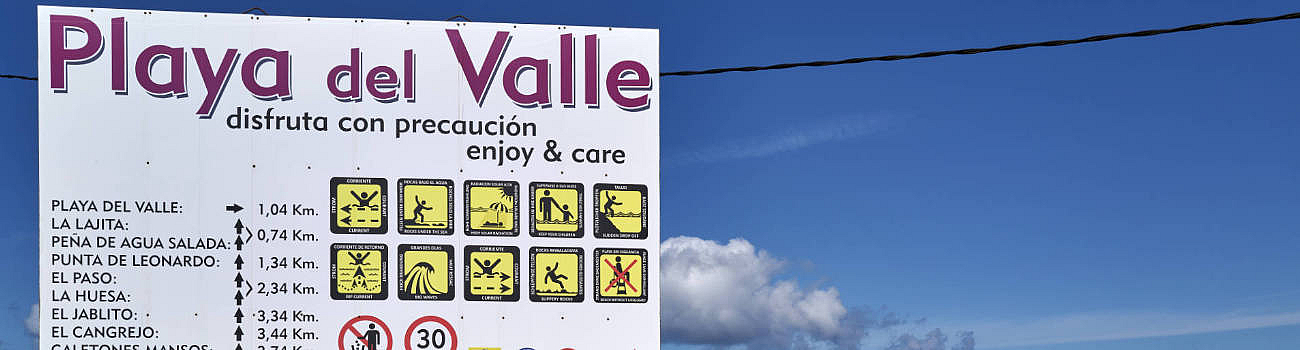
[1,74,36,81]
[3,10,1298,81]
[660,10,1300,76]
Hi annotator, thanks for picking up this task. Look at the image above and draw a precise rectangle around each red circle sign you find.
[404,316,458,350]
[339,315,394,350]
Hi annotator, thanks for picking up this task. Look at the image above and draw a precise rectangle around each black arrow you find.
[234,326,244,341]
[234,290,244,306]
[234,273,244,288]
[234,255,244,270]
[500,283,511,293]
[342,205,352,214]
[500,273,511,282]
[226,204,244,213]
[235,345,243,350]
[341,216,352,225]
[234,220,245,250]
[234,308,244,323]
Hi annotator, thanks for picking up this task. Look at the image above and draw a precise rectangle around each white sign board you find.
[38,6,659,350]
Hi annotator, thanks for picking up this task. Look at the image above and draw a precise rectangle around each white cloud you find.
[26,303,38,337]
[661,236,876,350]
[884,329,974,350]
[668,114,893,166]
[971,309,1300,348]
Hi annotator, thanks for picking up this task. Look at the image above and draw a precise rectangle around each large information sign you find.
[38,6,659,350]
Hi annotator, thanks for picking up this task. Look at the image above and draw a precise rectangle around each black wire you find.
[242,7,269,15]
[1,74,36,81]
[661,11,1300,77]
[4,10,1298,81]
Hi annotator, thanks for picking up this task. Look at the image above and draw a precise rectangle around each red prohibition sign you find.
[339,315,394,350]
[405,315,459,350]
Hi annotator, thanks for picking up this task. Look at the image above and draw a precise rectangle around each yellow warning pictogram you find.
[331,243,388,300]
[529,183,583,238]
[529,247,583,302]
[465,181,518,236]
[331,177,388,234]
[594,248,647,303]
[398,244,453,301]
[463,245,518,301]
[398,179,453,235]
[594,184,648,239]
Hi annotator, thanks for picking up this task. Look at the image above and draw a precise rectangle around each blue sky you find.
[5,1,1300,349]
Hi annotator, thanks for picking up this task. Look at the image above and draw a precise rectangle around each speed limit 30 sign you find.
[404,316,458,350]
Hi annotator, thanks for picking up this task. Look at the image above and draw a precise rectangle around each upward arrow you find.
[234,326,244,341]
[226,204,244,213]
[234,273,244,288]
[234,290,244,306]
[234,255,244,270]
[235,345,243,350]
[234,220,245,251]
[234,308,244,323]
